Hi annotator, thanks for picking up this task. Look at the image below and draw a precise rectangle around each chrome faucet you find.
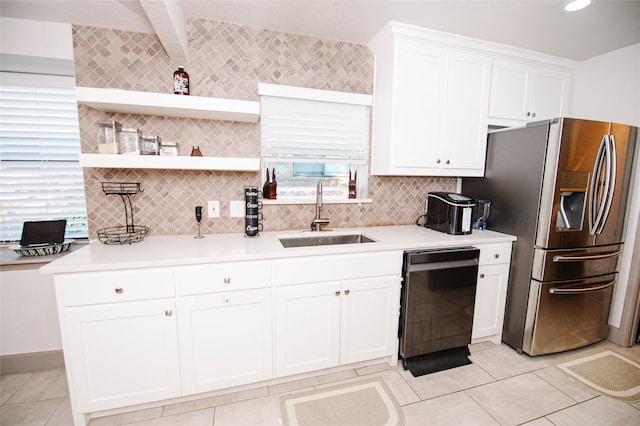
[311,180,330,231]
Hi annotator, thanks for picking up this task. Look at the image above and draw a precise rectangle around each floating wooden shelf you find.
[79,154,260,172]
[75,87,260,123]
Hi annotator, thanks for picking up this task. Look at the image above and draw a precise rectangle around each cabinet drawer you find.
[274,251,402,286]
[57,269,174,307]
[478,243,512,266]
[175,261,272,295]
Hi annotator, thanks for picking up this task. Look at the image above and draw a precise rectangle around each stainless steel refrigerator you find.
[462,118,637,355]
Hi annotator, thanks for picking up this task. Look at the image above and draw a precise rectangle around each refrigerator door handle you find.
[549,280,615,295]
[588,135,611,235]
[595,135,617,235]
[552,250,621,263]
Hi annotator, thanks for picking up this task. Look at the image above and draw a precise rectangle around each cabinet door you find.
[64,300,180,413]
[340,276,400,364]
[177,289,272,395]
[472,264,509,342]
[392,39,445,169]
[489,60,530,121]
[529,67,569,121]
[489,59,569,123]
[275,282,341,377]
[441,51,491,174]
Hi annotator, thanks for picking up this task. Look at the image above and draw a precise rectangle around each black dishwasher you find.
[399,246,480,376]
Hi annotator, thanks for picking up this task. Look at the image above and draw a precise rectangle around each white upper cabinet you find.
[368,22,574,177]
[489,60,570,126]
[369,23,492,177]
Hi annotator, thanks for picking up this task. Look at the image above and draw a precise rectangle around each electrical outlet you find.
[207,200,220,218]
[230,200,244,218]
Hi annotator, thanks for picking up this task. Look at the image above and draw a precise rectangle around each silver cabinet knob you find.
[224,277,231,284]
[436,159,441,164]
[445,160,450,165]
[494,253,500,259]
[165,310,172,317]
[335,291,340,296]
[115,288,123,294]
[344,289,350,295]
[479,274,485,279]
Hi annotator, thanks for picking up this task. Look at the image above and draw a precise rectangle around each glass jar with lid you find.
[118,127,142,155]
[97,120,121,154]
[159,141,179,156]
[140,135,161,155]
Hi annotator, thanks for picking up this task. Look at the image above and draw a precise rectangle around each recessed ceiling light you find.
[561,0,593,13]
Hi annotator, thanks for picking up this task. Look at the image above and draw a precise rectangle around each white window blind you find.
[0,72,88,242]
[259,83,371,200]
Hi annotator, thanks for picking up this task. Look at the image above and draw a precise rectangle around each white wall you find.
[566,43,640,328]
[567,43,640,126]
[1,268,62,355]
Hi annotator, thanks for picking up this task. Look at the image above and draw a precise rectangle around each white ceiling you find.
[2,0,639,62]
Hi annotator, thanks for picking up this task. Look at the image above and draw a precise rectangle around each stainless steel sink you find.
[279,233,376,248]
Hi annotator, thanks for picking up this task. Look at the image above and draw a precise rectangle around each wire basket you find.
[98,181,148,244]
[97,226,149,245]
[102,182,141,195]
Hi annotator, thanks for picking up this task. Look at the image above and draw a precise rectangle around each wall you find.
[567,43,640,330]
[567,43,640,126]
[73,19,456,238]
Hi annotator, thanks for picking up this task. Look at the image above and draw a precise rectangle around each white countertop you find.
[40,225,516,274]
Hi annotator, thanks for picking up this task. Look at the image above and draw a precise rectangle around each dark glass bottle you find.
[173,66,190,95]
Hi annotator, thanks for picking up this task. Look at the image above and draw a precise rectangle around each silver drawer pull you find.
[165,310,172,316]
[115,288,123,294]
[345,289,350,295]
[224,277,231,284]
[553,251,620,262]
[335,291,340,296]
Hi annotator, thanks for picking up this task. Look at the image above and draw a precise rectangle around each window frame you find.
[0,70,88,243]
[258,83,372,203]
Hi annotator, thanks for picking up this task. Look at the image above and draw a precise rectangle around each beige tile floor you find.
[2,341,639,426]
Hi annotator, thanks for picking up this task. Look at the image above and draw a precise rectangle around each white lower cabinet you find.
[275,281,341,376]
[275,275,400,377]
[177,289,273,394]
[53,244,514,425]
[63,299,181,413]
[472,243,512,344]
[339,276,400,364]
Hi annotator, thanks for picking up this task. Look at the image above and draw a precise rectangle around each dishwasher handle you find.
[408,258,478,273]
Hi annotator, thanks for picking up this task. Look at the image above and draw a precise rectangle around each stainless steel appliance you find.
[462,118,637,355]
[399,246,479,375]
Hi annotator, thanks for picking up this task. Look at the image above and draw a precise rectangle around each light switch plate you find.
[230,200,244,218]
[208,200,220,218]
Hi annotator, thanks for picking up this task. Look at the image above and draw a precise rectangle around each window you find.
[0,72,88,243]
[259,83,371,201]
